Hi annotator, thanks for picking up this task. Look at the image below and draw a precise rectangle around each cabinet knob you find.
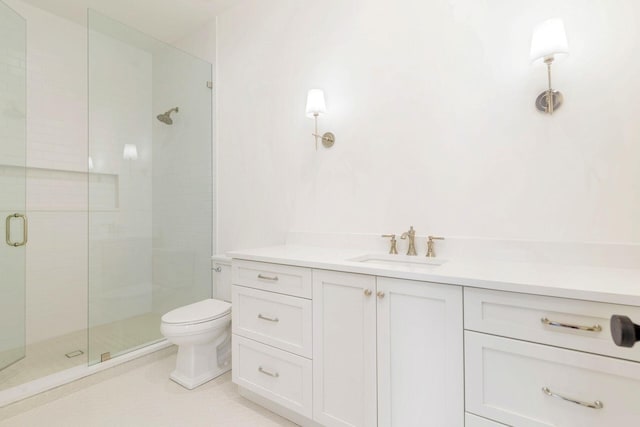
[364,289,372,296]
[611,315,640,348]
[377,291,385,299]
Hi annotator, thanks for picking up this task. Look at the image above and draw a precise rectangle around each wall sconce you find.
[530,18,569,114]
[306,89,335,150]
[123,144,138,160]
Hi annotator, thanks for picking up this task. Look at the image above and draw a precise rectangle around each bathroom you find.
[1,0,640,425]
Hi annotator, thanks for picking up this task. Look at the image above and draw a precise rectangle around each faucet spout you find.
[400,226,417,256]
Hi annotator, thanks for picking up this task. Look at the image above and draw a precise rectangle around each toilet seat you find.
[161,299,231,325]
[160,313,230,338]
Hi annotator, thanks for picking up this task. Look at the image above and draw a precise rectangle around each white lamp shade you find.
[306,89,326,118]
[123,144,138,160]
[530,18,569,63]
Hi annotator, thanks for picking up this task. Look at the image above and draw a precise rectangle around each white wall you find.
[173,20,218,262]
[174,21,216,66]
[216,0,640,253]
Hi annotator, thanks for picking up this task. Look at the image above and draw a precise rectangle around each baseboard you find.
[237,386,322,427]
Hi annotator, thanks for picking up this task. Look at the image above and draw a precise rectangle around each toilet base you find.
[169,331,231,390]
[170,365,230,390]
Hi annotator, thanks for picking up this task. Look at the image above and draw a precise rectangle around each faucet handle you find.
[426,236,445,258]
[381,234,398,255]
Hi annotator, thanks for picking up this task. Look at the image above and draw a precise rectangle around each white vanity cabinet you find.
[464,288,640,427]
[465,413,507,426]
[230,253,640,427]
[312,270,464,427]
[231,261,314,419]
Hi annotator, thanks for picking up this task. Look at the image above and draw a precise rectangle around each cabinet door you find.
[377,277,463,427]
[313,270,377,427]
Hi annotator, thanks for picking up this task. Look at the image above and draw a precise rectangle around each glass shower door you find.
[0,1,26,371]
[88,11,213,365]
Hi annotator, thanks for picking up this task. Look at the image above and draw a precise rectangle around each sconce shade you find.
[530,18,569,63]
[306,89,326,117]
[123,144,138,160]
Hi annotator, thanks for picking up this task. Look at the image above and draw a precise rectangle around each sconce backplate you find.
[535,90,563,113]
[322,132,335,148]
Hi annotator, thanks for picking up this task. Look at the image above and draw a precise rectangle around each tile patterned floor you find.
[0,347,297,427]
[0,313,162,392]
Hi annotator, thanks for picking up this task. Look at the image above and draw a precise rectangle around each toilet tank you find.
[212,255,232,302]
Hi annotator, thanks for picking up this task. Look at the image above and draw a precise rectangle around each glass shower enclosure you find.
[0,5,212,399]
[0,1,26,372]
[88,11,213,364]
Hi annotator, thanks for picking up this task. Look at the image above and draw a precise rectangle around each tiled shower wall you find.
[87,20,153,329]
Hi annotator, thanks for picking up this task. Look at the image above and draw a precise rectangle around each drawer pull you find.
[257,274,279,281]
[540,317,602,333]
[542,387,603,409]
[258,366,279,378]
[257,313,279,322]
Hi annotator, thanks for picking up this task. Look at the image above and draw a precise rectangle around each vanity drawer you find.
[232,335,312,418]
[232,285,312,358]
[464,287,640,362]
[465,331,640,427]
[232,260,312,299]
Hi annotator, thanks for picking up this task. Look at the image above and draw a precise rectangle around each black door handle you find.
[610,315,640,348]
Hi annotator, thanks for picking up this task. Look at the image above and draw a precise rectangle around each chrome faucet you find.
[400,226,417,256]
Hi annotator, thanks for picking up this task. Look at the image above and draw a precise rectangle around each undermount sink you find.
[348,253,447,269]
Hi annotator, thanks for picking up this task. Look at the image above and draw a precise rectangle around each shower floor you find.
[0,312,162,392]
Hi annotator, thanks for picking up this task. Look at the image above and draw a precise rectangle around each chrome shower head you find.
[157,107,179,125]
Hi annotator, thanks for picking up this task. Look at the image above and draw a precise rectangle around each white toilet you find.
[160,257,233,390]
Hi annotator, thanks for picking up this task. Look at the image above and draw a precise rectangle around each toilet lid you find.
[161,299,231,325]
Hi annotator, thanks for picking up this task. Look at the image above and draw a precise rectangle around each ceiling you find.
[19,0,239,43]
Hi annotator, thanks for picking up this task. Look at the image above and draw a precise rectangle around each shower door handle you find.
[5,213,27,247]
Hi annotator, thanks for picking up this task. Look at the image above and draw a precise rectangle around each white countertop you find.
[226,245,640,306]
